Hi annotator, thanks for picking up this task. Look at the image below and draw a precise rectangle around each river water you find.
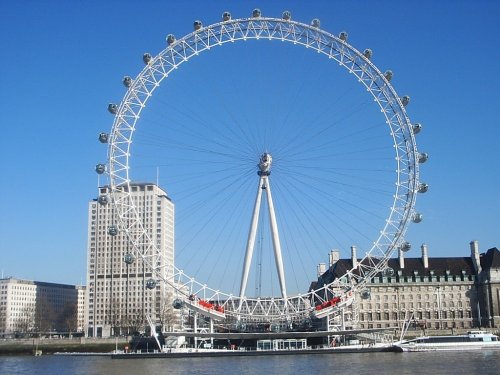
[1,351,499,375]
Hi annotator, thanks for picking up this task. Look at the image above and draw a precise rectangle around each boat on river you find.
[395,331,500,352]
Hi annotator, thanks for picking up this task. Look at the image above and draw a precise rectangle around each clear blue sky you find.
[1,0,499,292]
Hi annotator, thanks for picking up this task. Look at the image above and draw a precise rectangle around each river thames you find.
[1,351,499,375]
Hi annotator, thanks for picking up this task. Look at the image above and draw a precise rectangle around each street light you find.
[435,286,442,330]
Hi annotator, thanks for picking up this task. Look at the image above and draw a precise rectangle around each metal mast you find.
[239,153,288,301]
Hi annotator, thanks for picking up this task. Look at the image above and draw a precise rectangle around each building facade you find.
[315,241,500,332]
[86,183,175,337]
[476,245,500,328]
[0,278,85,336]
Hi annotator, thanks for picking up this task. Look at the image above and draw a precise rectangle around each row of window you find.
[360,309,472,321]
[361,300,470,310]
[1,290,35,295]
[360,321,473,329]
[369,293,467,302]
[371,285,470,292]
[0,285,36,290]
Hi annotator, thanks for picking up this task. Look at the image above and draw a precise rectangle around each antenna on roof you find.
[156,166,159,187]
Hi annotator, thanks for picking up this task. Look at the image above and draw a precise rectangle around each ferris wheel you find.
[96,10,427,327]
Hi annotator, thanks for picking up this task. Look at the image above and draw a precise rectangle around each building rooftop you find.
[315,247,499,287]
[480,247,500,269]
[0,277,84,288]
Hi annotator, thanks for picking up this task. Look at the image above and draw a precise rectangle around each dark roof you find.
[480,247,500,269]
[311,248,499,289]
[308,281,318,292]
[321,255,479,282]
[34,281,80,289]
[388,257,476,277]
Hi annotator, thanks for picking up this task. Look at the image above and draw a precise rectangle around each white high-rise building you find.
[86,183,175,337]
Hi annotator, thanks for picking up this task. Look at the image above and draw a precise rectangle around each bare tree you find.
[35,296,55,333]
[158,291,178,332]
[14,303,36,334]
[106,299,124,336]
[120,305,145,335]
[60,302,78,335]
[0,304,7,334]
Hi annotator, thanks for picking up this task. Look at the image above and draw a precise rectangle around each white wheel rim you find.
[105,15,420,323]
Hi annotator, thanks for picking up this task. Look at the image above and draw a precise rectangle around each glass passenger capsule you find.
[143,53,152,64]
[252,8,261,18]
[360,289,371,299]
[166,34,176,45]
[282,11,291,20]
[412,213,423,223]
[97,195,109,205]
[418,153,429,163]
[122,76,132,88]
[172,299,184,309]
[98,132,109,143]
[146,278,157,289]
[108,225,118,236]
[400,241,412,252]
[193,20,202,31]
[124,253,135,264]
[418,183,429,193]
[412,123,422,134]
[95,164,106,174]
[107,103,117,114]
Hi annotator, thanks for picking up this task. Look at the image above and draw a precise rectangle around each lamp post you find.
[435,287,442,330]
[452,309,456,334]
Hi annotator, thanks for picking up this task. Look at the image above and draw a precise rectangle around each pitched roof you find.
[386,257,476,277]
[480,247,500,269]
[319,249,498,280]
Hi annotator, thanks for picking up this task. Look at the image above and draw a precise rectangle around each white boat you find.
[396,331,500,352]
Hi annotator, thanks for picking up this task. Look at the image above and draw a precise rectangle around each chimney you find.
[317,263,326,278]
[351,246,358,268]
[421,243,429,269]
[329,249,340,267]
[470,240,482,274]
[399,248,405,269]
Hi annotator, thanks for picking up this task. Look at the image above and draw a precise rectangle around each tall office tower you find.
[86,183,175,337]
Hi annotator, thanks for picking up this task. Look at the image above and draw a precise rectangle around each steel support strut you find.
[239,176,264,300]
[239,154,287,304]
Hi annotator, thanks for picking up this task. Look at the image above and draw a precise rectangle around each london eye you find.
[96,10,427,330]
